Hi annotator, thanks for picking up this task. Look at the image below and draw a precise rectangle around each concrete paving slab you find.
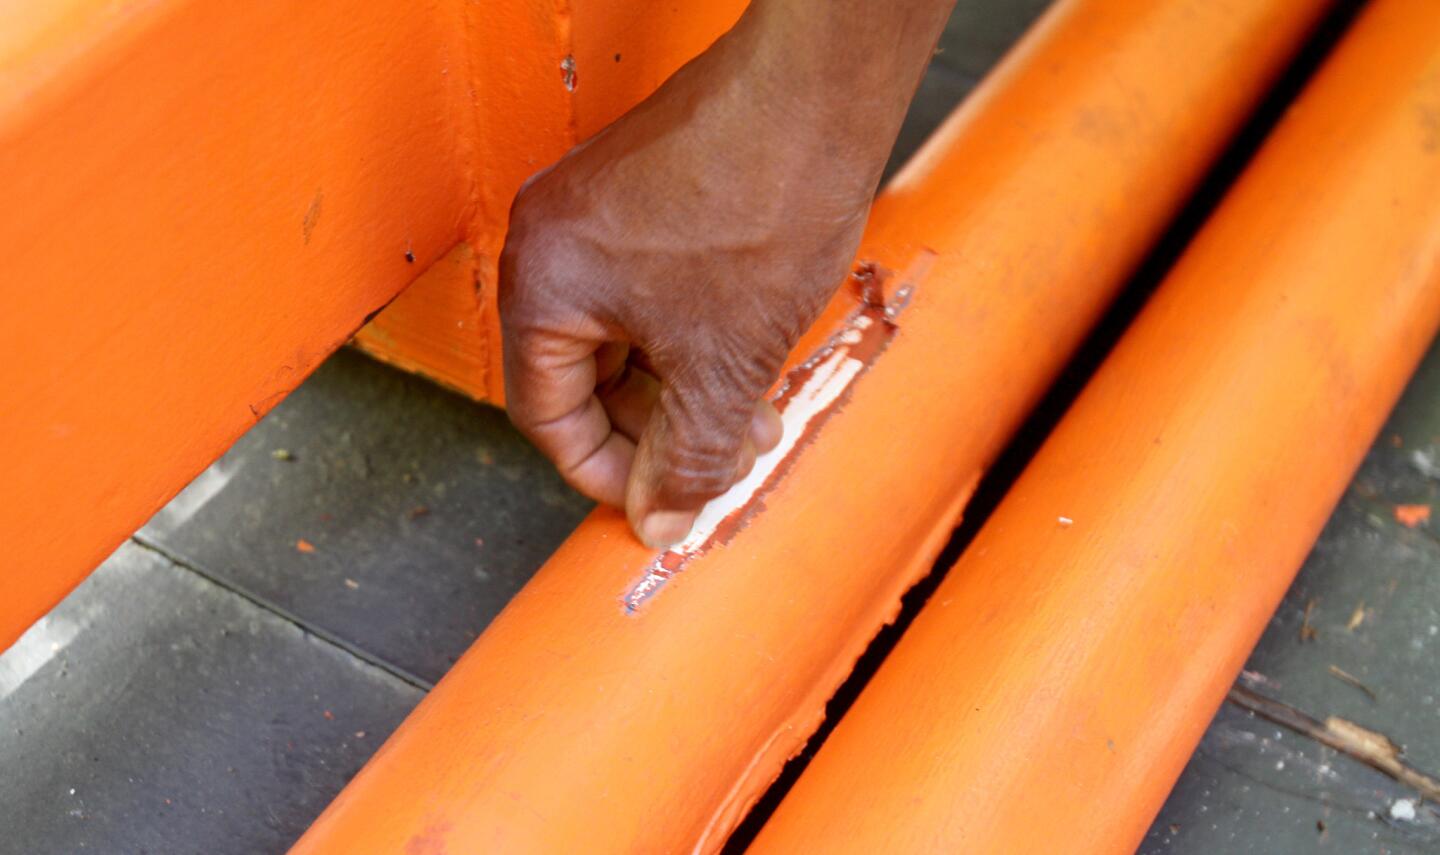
[0,541,423,855]
[140,349,591,685]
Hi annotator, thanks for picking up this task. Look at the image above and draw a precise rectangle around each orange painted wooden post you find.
[291,1,1331,852]
[0,0,744,652]
[350,1,749,404]
[750,1,1440,851]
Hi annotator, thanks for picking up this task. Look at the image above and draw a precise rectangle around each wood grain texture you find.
[751,2,1440,851]
[291,1,1329,851]
[0,0,474,651]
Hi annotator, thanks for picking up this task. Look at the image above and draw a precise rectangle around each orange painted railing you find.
[750,0,1440,851]
[292,1,1331,851]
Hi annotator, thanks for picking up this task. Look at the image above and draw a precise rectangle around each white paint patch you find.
[0,615,79,699]
[148,459,238,529]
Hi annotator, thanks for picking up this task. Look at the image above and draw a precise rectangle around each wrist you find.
[716,3,914,184]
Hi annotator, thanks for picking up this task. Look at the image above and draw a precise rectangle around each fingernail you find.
[640,510,697,549]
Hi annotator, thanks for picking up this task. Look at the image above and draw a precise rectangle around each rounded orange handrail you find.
[753,1,1440,851]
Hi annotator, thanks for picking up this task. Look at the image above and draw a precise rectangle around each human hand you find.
[499,9,908,548]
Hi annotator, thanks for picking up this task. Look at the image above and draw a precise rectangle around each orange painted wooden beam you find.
[750,1,1440,851]
[292,1,1331,852]
[0,0,746,652]
[0,0,477,652]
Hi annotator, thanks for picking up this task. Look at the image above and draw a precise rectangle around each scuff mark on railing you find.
[623,251,936,613]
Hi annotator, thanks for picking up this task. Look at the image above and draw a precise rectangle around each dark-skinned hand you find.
[499,0,953,547]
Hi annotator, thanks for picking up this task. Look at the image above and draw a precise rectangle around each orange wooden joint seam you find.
[751,1,1440,851]
[0,0,475,652]
[291,1,1332,851]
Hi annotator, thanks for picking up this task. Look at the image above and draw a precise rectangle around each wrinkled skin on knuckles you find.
[498,0,950,547]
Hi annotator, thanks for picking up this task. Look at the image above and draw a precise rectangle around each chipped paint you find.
[623,254,933,613]
[560,55,577,92]
[0,613,80,698]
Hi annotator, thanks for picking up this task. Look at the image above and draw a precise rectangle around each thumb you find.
[625,370,780,549]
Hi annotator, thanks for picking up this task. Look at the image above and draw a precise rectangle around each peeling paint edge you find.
[622,252,935,613]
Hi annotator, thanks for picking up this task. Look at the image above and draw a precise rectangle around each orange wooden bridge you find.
[5,0,1440,851]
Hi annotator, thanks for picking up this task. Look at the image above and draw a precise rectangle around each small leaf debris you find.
[1229,685,1440,803]
[1299,598,1319,643]
[1327,665,1377,702]
[271,448,295,462]
[1346,601,1366,632]
[296,538,316,554]
[1394,503,1431,528]
[407,505,430,521]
